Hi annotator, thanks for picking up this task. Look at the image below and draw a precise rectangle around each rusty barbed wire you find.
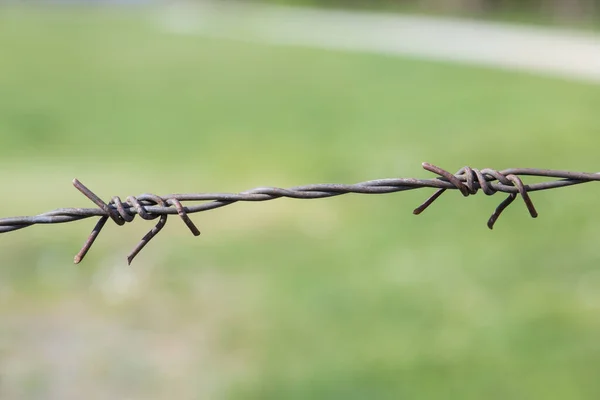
[1,162,599,264]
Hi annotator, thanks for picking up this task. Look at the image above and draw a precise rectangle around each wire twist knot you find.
[73,180,200,265]
[414,163,538,229]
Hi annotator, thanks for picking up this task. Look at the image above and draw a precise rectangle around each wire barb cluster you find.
[1,162,599,264]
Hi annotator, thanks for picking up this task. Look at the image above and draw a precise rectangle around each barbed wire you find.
[1,162,599,264]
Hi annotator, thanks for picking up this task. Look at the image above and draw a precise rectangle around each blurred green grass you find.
[1,6,600,399]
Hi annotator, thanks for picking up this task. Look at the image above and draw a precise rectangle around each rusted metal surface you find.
[1,163,599,264]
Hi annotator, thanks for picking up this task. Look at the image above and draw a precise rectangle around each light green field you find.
[1,6,600,399]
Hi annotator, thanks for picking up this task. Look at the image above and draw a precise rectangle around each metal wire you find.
[1,162,599,264]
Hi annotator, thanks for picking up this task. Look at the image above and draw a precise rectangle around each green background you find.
[1,7,600,399]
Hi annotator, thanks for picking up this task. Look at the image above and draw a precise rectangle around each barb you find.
[1,163,599,264]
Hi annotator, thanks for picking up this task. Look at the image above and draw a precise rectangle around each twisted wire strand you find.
[1,163,599,264]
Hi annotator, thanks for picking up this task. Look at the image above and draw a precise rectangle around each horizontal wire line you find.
[1,163,598,263]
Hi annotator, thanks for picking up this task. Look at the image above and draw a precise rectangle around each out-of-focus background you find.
[264,0,600,27]
[1,0,600,398]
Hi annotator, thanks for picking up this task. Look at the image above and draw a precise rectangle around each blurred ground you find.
[1,5,600,400]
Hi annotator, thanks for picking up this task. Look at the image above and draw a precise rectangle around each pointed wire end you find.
[413,188,446,216]
[421,162,436,174]
[170,199,202,237]
[528,201,539,218]
[126,246,140,266]
[487,207,502,230]
[487,193,517,231]
[184,220,201,236]
[72,178,80,186]
[74,255,82,264]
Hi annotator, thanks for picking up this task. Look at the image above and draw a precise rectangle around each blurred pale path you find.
[161,1,600,84]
